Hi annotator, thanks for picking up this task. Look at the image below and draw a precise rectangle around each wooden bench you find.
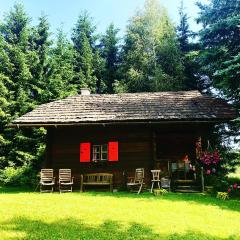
[80,173,113,192]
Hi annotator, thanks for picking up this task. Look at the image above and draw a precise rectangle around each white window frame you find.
[92,144,108,161]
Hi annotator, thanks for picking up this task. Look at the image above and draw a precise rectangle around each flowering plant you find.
[199,149,221,175]
[227,183,238,193]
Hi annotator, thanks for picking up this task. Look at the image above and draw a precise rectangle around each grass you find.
[228,166,240,180]
[0,187,240,240]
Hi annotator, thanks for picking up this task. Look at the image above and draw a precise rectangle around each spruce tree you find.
[197,0,240,168]
[177,0,192,53]
[93,48,105,93]
[100,23,120,93]
[0,36,12,168]
[0,4,45,179]
[0,4,33,114]
[71,12,98,92]
[48,27,76,99]
[197,0,240,101]
[29,15,52,103]
[177,1,200,90]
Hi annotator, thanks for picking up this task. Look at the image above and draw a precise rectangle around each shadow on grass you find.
[84,191,240,213]
[1,217,238,240]
[163,192,240,213]
[1,186,240,214]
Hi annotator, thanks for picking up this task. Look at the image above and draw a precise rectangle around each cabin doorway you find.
[170,161,196,181]
[155,132,196,182]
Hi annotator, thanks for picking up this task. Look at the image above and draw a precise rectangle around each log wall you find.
[45,122,214,189]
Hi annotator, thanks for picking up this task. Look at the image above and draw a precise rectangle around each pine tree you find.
[93,48,105,93]
[47,27,76,100]
[177,0,192,53]
[197,0,240,119]
[197,0,240,101]
[0,36,12,168]
[197,0,240,169]
[0,4,33,114]
[0,4,45,176]
[100,23,120,93]
[29,15,52,103]
[71,12,98,92]
[120,0,185,92]
[177,0,200,90]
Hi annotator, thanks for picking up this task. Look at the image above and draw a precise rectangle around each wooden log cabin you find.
[11,89,237,191]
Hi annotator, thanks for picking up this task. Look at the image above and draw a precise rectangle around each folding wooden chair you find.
[40,169,55,193]
[127,168,145,194]
[59,169,74,193]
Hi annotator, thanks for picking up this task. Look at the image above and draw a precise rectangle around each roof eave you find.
[9,118,236,128]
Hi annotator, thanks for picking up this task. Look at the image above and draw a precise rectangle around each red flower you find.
[206,169,211,175]
[227,188,231,193]
[233,183,238,189]
[199,149,221,172]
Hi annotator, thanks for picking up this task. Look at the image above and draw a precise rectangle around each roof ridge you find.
[74,90,201,97]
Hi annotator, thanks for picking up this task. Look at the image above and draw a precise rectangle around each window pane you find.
[102,144,108,152]
[93,152,100,160]
[101,153,108,160]
[93,145,101,161]
[101,144,108,160]
[93,145,100,153]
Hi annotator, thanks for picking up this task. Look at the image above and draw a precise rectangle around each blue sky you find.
[0,0,207,38]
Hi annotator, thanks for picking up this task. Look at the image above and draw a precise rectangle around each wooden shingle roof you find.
[11,91,237,126]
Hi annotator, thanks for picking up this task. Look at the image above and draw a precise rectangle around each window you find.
[80,141,118,163]
[92,144,108,161]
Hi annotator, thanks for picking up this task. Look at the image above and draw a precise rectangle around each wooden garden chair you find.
[127,168,145,194]
[150,170,161,193]
[40,169,55,193]
[59,169,74,193]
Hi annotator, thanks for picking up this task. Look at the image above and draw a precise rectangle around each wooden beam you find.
[152,131,157,168]
[9,119,231,128]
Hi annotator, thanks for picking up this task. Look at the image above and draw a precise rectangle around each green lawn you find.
[228,166,240,180]
[0,188,240,240]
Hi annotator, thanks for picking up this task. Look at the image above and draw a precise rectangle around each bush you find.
[0,164,38,187]
[205,175,229,193]
[227,176,240,186]
[206,175,240,199]
[226,179,240,198]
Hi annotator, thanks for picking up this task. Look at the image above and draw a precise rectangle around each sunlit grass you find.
[0,187,240,239]
[228,166,240,180]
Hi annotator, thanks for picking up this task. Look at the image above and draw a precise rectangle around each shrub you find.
[205,175,229,193]
[0,164,38,187]
[227,176,240,186]
[227,181,240,198]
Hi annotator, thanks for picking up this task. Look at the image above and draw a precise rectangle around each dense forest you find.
[0,0,239,185]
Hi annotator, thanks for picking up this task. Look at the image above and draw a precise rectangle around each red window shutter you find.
[80,142,91,162]
[108,141,118,161]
